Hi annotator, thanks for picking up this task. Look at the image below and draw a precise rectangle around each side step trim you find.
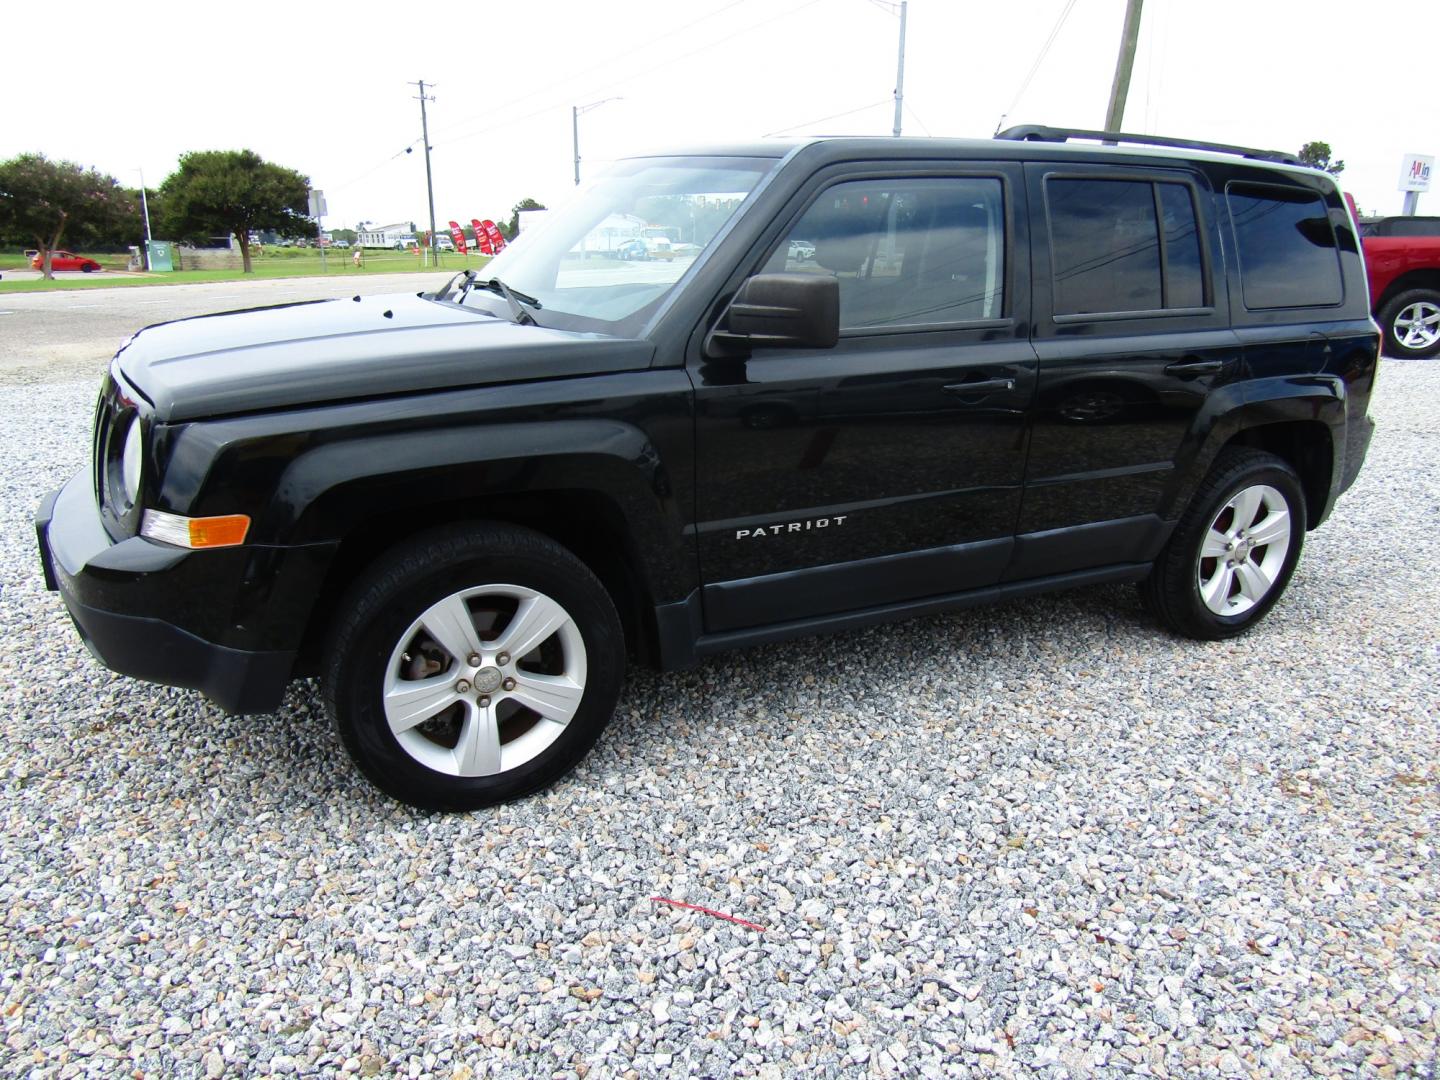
[691,563,1151,658]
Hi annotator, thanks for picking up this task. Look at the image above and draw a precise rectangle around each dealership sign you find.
[1399,154,1434,192]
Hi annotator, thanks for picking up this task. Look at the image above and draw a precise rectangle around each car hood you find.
[116,291,656,422]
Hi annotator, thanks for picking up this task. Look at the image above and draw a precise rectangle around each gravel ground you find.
[1,354,1437,1078]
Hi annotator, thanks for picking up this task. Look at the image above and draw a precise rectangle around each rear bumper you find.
[1340,412,1376,496]
[36,476,305,714]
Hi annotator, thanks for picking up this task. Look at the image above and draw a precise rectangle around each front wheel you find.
[1378,288,1440,359]
[1142,449,1305,640]
[323,524,625,810]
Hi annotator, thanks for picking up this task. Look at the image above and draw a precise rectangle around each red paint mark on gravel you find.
[650,896,767,933]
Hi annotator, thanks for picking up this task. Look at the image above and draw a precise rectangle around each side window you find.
[1158,183,1205,309]
[765,177,1005,329]
[1226,184,1342,309]
[1046,177,1209,316]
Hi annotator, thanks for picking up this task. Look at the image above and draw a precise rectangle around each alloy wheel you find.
[1394,300,1440,352]
[1196,483,1292,616]
[382,584,587,777]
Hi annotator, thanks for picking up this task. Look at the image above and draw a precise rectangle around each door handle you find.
[943,378,1015,396]
[1164,359,1226,377]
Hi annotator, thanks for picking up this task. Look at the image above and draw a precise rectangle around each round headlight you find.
[121,418,143,506]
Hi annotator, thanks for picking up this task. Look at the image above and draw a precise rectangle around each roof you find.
[623,133,1330,182]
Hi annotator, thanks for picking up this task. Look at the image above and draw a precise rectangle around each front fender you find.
[154,372,697,609]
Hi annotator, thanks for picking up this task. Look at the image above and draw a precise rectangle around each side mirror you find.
[706,273,839,358]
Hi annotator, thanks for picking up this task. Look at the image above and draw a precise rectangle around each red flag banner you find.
[447,220,468,255]
[482,219,507,254]
[471,218,493,256]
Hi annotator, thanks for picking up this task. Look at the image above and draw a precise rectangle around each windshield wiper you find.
[469,277,543,325]
[432,270,472,302]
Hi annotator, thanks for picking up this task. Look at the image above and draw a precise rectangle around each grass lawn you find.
[0,249,491,292]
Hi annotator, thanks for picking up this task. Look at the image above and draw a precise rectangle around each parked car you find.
[642,236,675,260]
[331,239,351,249]
[31,250,101,272]
[788,239,816,261]
[614,239,648,260]
[37,127,1377,810]
[1357,216,1440,358]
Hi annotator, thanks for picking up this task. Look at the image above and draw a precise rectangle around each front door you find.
[690,167,1037,632]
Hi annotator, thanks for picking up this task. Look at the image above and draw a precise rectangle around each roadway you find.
[0,272,454,384]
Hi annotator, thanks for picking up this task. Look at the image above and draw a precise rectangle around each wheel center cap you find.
[1235,538,1256,562]
[472,667,503,694]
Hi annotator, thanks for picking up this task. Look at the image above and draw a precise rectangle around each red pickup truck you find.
[1359,216,1440,358]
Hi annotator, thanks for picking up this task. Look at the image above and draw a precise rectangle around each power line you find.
[428,0,759,142]
[438,0,826,150]
[994,0,1080,134]
[763,98,893,138]
[904,102,932,137]
[329,140,422,194]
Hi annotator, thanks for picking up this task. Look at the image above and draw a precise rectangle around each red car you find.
[29,250,102,273]
[1358,223,1440,359]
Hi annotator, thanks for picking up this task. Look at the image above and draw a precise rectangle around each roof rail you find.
[995,125,1303,167]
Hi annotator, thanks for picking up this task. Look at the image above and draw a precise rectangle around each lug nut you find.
[467,653,482,667]
[478,695,491,708]
[455,679,471,693]
[502,677,516,692]
[496,652,510,666]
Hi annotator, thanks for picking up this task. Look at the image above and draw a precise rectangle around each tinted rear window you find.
[1227,184,1342,309]
[1047,177,1209,316]
[1049,179,1161,314]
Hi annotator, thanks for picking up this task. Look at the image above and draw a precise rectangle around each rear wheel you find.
[1378,288,1440,359]
[323,523,624,810]
[1142,449,1305,640]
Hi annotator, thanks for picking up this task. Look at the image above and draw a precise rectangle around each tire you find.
[1141,448,1305,640]
[81,264,96,273]
[1378,288,1440,359]
[323,523,625,811]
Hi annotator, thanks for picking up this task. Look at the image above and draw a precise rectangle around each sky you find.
[5,0,1437,234]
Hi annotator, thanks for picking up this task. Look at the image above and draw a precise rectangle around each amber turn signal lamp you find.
[140,510,250,549]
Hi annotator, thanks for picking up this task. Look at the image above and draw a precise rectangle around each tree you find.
[1298,141,1345,176]
[159,150,312,273]
[503,198,546,239]
[0,154,136,279]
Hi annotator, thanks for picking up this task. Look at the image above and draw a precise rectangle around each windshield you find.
[461,156,775,334]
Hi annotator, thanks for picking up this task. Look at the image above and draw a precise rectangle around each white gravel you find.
[1,359,1437,1078]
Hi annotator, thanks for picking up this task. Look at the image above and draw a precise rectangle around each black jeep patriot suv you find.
[37,127,1378,809]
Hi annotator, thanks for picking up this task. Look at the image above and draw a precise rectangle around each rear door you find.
[1014,162,1239,579]
[690,164,1038,632]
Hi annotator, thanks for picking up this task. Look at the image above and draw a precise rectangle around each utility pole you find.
[136,168,153,246]
[411,80,441,267]
[1104,0,1144,133]
[573,97,623,186]
[892,0,907,137]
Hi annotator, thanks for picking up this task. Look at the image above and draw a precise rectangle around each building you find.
[358,222,418,249]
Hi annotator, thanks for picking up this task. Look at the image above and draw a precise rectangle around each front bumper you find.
[36,475,304,714]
